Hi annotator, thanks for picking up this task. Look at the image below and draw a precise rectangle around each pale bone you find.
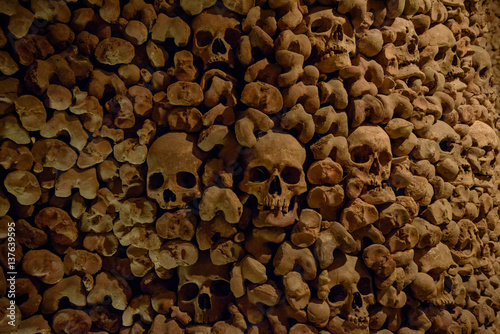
[0,2,34,39]
[52,309,91,334]
[16,219,47,249]
[199,187,243,224]
[340,58,384,98]
[244,58,282,85]
[122,295,155,326]
[314,221,357,269]
[375,203,411,234]
[267,302,308,333]
[15,278,41,317]
[167,107,203,133]
[307,158,343,185]
[210,238,245,265]
[40,275,86,314]
[151,13,190,47]
[307,185,344,220]
[307,298,330,327]
[421,198,453,226]
[113,223,161,250]
[284,271,311,311]
[273,242,317,280]
[304,7,355,73]
[384,224,420,253]
[113,138,148,165]
[88,69,127,100]
[0,140,33,171]
[340,198,379,233]
[362,244,396,278]
[312,106,348,137]
[202,158,234,188]
[358,29,384,57]
[106,95,135,129]
[242,6,277,37]
[174,50,198,82]
[149,240,198,270]
[69,87,103,132]
[317,253,374,329]
[310,134,350,164]
[274,30,311,87]
[4,170,41,206]
[178,254,232,323]
[230,255,267,298]
[191,8,241,69]
[180,0,216,15]
[200,70,237,126]
[63,249,102,275]
[244,227,286,263]
[156,209,196,241]
[291,209,322,248]
[247,280,281,306]
[318,79,348,110]
[269,0,305,30]
[77,138,113,169]
[39,110,88,151]
[404,175,434,206]
[235,108,274,148]
[281,104,315,143]
[146,40,168,68]
[22,249,64,284]
[87,272,132,310]
[83,233,119,256]
[147,132,204,210]
[282,82,320,115]
[95,37,135,65]
[54,167,99,199]
[0,114,31,144]
[14,95,46,131]
[466,120,499,176]
[167,81,204,107]
[34,207,78,247]
[240,81,283,114]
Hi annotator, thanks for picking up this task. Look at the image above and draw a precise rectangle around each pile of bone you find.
[0,0,499,333]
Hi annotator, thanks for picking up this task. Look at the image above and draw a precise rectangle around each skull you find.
[347,125,392,187]
[191,8,241,69]
[470,45,492,91]
[466,121,499,176]
[382,18,419,66]
[304,7,355,73]
[239,131,307,228]
[147,132,205,210]
[318,252,374,332]
[178,254,232,323]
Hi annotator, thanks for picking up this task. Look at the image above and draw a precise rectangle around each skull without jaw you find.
[147,132,205,210]
[305,7,356,73]
[192,8,241,69]
[178,253,232,324]
[239,131,307,228]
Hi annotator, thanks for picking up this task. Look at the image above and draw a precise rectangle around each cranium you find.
[319,252,374,332]
[466,121,499,177]
[239,131,307,228]
[470,45,492,92]
[347,125,392,187]
[191,8,241,69]
[146,132,205,210]
[382,18,419,66]
[304,7,355,73]
[178,253,232,323]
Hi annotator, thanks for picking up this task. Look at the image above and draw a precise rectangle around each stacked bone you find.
[0,0,499,333]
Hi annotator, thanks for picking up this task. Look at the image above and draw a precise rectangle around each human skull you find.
[191,8,241,69]
[347,125,392,187]
[178,254,232,323]
[319,253,374,332]
[147,132,204,210]
[470,45,492,91]
[382,18,419,66]
[467,121,499,176]
[239,131,307,228]
[304,7,355,73]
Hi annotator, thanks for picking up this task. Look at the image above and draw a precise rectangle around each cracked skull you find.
[305,7,355,73]
[347,125,392,187]
[178,255,232,324]
[192,8,241,69]
[240,131,307,228]
[147,132,204,210]
[319,253,374,332]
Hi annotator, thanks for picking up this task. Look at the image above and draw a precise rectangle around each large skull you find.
[319,253,374,333]
[382,18,419,66]
[147,132,204,210]
[192,8,241,69]
[178,254,232,323]
[467,120,499,176]
[470,45,492,91]
[347,125,392,187]
[239,131,307,227]
[305,7,355,73]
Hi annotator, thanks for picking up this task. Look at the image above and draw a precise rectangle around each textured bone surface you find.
[0,0,499,332]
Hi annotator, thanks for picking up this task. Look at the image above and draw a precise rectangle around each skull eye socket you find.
[224,28,241,47]
[439,138,454,152]
[351,145,374,164]
[149,173,164,190]
[196,30,214,47]
[211,280,231,297]
[357,277,372,295]
[281,166,302,184]
[378,151,392,166]
[328,284,347,303]
[177,172,197,188]
[249,166,270,182]
[310,18,332,33]
[179,282,199,301]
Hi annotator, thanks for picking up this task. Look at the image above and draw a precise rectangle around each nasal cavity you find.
[163,189,177,202]
[352,292,363,308]
[212,38,227,54]
[370,159,380,175]
[198,293,211,310]
[269,176,282,195]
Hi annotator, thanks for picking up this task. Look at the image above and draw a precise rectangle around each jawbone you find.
[252,198,299,227]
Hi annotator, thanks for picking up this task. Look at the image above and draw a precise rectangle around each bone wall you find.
[0,0,499,333]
